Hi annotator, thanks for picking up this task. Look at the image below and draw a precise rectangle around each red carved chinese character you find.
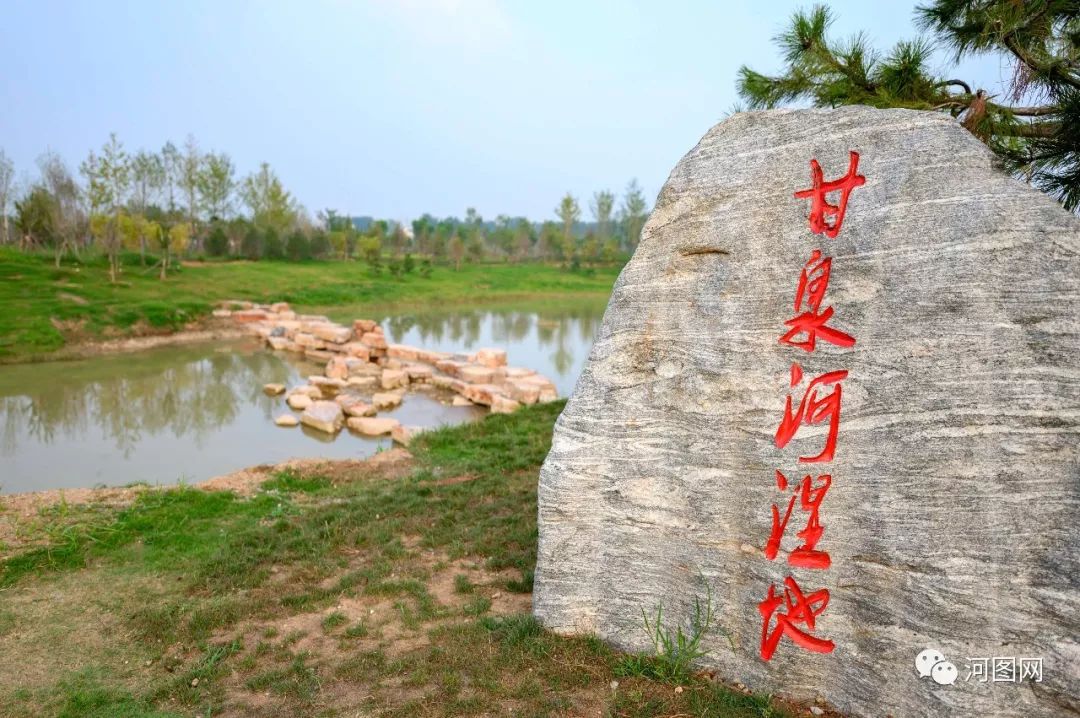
[765,470,832,569]
[780,250,856,352]
[758,576,834,660]
[775,363,847,463]
[794,151,865,239]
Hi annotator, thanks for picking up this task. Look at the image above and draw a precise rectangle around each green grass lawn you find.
[0,403,792,718]
[0,248,621,361]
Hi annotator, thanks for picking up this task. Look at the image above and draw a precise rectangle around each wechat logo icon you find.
[916,648,958,686]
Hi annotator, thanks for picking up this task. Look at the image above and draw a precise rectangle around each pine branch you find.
[994,104,1059,117]
[937,78,972,94]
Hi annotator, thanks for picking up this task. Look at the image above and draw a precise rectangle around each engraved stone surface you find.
[534,107,1080,718]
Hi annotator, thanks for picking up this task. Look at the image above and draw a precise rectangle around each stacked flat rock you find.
[533,107,1080,718]
[219,301,560,440]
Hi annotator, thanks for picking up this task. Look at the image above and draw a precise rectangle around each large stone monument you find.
[534,107,1079,717]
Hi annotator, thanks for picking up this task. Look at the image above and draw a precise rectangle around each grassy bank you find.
[0,248,621,361]
[0,403,791,718]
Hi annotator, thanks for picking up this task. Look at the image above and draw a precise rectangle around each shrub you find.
[263,228,284,260]
[285,231,310,262]
[205,225,230,258]
[240,227,263,260]
[310,231,331,260]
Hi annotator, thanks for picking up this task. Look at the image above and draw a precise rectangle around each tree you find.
[539,220,563,260]
[434,219,454,261]
[226,217,248,256]
[310,230,331,259]
[81,133,130,282]
[738,2,1080,211]
[129,150,165,264]
[14,186,55,250]
[358,235,381,271]
[581,233,601,265]
[491,215,515,259]
[513,218,534,261]
[160,141,181,212]
[601,238,620,263]
[285,230,311,261]
[264,227,284,259]
[240,226,263,260]
[556,192,581,262]
[590,190,615,244]
[619,179,648,250]
[179,135,201,240]
[466,234,485,262]
[205,223,230,257]
[154,220,189,279]
[39,152,83,267]
[240,162,297,235]
[389,223,408,257]
[412,215,433,255]
[129,150,163,213]
[0,150,13,244]
[198,151,235,221]
[117,212,142,256]
[448,233,465,270]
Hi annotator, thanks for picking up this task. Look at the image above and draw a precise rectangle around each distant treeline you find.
[0,133,649,281]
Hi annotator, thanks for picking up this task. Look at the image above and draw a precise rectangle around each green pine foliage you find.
[738,2,1080,210]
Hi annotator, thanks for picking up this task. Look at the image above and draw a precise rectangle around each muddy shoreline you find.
[0,321,251,365]
[0,450,413,559]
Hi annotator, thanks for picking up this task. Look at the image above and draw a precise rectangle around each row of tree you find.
[0,135,650,280]
[0,134,313,279]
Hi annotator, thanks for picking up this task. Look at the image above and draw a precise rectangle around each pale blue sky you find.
[0,1,1009,222]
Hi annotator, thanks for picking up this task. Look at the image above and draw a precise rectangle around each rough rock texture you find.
[534,107,1080,718]
[473,348,508,368]
[286,393,313,411]
[390,424,425,446]
[491,395,521,414]
[300,401,344,434]
[347,416,400,436]
[381,369,409,390]
[372,392,402,410]
[325,356,349,381]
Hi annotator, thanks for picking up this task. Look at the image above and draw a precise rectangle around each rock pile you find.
[214,300,559,442]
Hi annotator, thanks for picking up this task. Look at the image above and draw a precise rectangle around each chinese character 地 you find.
[758,576,835,661]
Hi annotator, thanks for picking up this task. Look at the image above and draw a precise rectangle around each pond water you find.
[0,299,607,494]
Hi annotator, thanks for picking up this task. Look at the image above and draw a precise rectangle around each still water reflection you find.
[0,300,606,493]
